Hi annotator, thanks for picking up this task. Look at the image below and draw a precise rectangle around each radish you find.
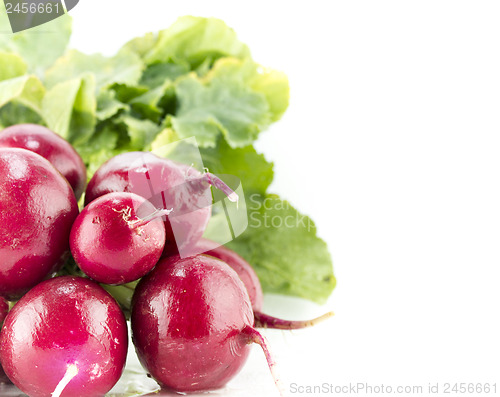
[196,239,334,329]
[0,148,79,300]
[70,192,168,285]
[0,276,128,397]
[131,254,281,394]
[85,151,236,257]
[0,124,87,200]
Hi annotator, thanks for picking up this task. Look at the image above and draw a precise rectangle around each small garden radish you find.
[70,192,168,285]
[196,240,334,329]
[85,151,236,257]
[131,255,281,394]
[0,124,87,199]
[0,276,128,397]
[0,148,79,300]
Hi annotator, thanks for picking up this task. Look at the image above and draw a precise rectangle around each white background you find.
[69,1,500,396]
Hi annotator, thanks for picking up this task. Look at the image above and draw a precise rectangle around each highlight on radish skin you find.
[51,364,78,397]
[131,255,282,394]
[0,148,79,300]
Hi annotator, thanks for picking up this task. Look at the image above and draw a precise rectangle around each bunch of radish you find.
[0,124,332,397]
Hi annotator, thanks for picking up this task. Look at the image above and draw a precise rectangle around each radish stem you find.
[130,208,173,229]
[242,326,284,397]
[205,173,239,203]
[52,364,78,397]
[254,310,334,330]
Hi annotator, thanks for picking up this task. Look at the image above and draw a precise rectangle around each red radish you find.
[131,255,281,394]
[193,239,264,310]
[70,192,167,285]
[0,276,128,397]
[85,151,236,257]
[0,148,79,300]
[197,239,334,329]
[0,124,87,199]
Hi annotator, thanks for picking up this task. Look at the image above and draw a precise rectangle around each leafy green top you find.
[0,14,335,304]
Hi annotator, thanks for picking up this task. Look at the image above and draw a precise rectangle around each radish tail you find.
[254,310,334,330]
[242,326,284,397]
[205,173,239,203]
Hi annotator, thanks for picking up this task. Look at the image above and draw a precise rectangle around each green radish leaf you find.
[96,90,128,121]
[116,115,161,150]
[207,57,290,122]
[144,16,250,68]
[42,74,96,144]
[201,138,274,195]
[140,62,189,88]
[0,74,45,113]
[0,6,71,77]
[0,51,27,81]
[121,32,158,59]
[44,49,143,92]
[73,122,120,178]
[171,75,270,148]
[222,194,336,304]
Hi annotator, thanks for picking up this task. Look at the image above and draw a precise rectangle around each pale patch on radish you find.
[51,364,78,397]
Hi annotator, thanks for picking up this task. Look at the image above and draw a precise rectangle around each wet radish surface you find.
[0,124,87,200]
[0,148,79,300]
[0,276,128,397]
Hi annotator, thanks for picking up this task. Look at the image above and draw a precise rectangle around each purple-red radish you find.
[0,124,87,199]
[85,151,236,257]
[70,192,167,285]
[0,276,128,397]
[193,239,264,310]
[197,239,334,330]
[131,255,281,394]
[0,148,79,300]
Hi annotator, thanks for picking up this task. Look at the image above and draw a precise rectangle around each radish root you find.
[52,364,78,397]
[242,326,285,397]
[254,310,334,330]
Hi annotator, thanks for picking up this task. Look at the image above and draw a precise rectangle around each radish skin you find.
[0,148,79,300]
[0,276,128,397]
[131,255,281,394]
[70,192,166,285]
[85,151,237,257]
[0,124,87,199]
